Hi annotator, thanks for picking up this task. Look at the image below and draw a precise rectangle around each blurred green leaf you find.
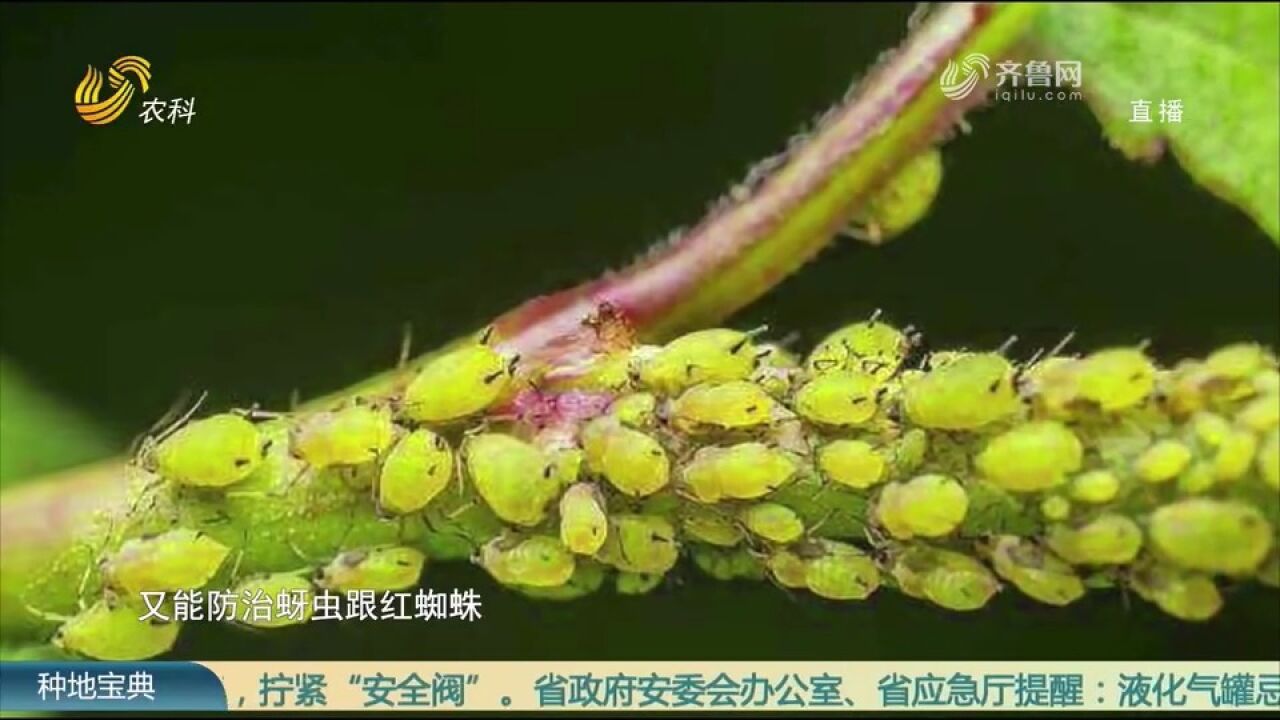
[0,359,117,487]
[1035,3,1280,241]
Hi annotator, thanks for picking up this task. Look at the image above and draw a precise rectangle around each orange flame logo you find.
[74,56,152,125]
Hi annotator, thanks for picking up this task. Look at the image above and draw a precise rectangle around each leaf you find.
[1034,3,1280,242]
[0,359,117,487]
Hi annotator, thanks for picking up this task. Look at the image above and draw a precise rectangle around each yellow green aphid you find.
[1134,439,1192,484]
[766,549,810,589]
[559,483,608,555]
[545,446,583,487]
[1236,395,1279,432]
[463,433,561,526]
[670,380,788,433]
[1177,461,1216,495]
[818,439,887,490]
[580,418,670,497]
[599,514,679,575]
[989,536,1085,606]
[53,600,180,661]
[1148,499,1273,575]
[1192,412,1232,448]
[152,413,264,488]
[740,503,804,544]
[230,572,314,628]
[1046,514,1143,565]
[1256,551,1280,588]
[1131,564,1223,622]
[891,546,1000,612]
[975,421,1083,493]
[401,339,515,423]
[1205,343,1270,381]
[803,540,880,601]
[692,546,765,582]
[1069,469,1120,504]
[681,507,743,547]
[103,529,230,595]
[636,328,760,395]
[1211,429,1257,482]
[1022,356,1081,419]
[845,147,943,245]
[876,474,968,540]
[1075,348,1157,412]
[615,571,665,595]
[750,343,800,398]
[377,429,454,515]
[902,352,1021,430]
[793,370,880,427]
[480,535,576,588]
[681,442,798,503]
[315,546,426,592]
[1040,495,1071,522]
[291,404,394,470]
[609,392,658,428]
[1259,428,1279,489]
[805,319,912,383]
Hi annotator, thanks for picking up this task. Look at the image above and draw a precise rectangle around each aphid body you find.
[151,413,264,488]
[580,417,670,497]
[54,600,180,661]
[988,535,1085,606]
[902,352,1021,430]
[793,369,880,427]
[402,340,515,423]
[291,404,394,470]
[463,433,562,526]
[817,439,887,490]
[636,328,760,395]
[377,429,454,515]
[314,546,426,592]
[1147,499,1272,575]
[670,380,789,434]
[103,528,231,595]
[681,442,798,503]
[975,421,1083,492]
[559,483,608,555]
[876,474,968,539]
[479,535,576,588]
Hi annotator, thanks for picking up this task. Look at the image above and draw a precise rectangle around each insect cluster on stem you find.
[31,313,1280,659]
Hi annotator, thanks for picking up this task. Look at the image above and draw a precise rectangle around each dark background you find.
[2,3,1277,660]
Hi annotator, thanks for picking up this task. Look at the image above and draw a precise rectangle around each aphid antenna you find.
[23,603,72,625]
[398,321,415,370]
[1046,330,1078,360]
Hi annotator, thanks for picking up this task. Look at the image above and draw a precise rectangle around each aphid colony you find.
[42,317,1280,659]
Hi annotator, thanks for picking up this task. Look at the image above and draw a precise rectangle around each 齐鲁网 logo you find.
[939,53,990,101]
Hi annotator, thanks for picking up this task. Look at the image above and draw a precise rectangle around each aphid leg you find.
[806,508,838,538]
[23,603,71,625]
[446,500,476,521]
